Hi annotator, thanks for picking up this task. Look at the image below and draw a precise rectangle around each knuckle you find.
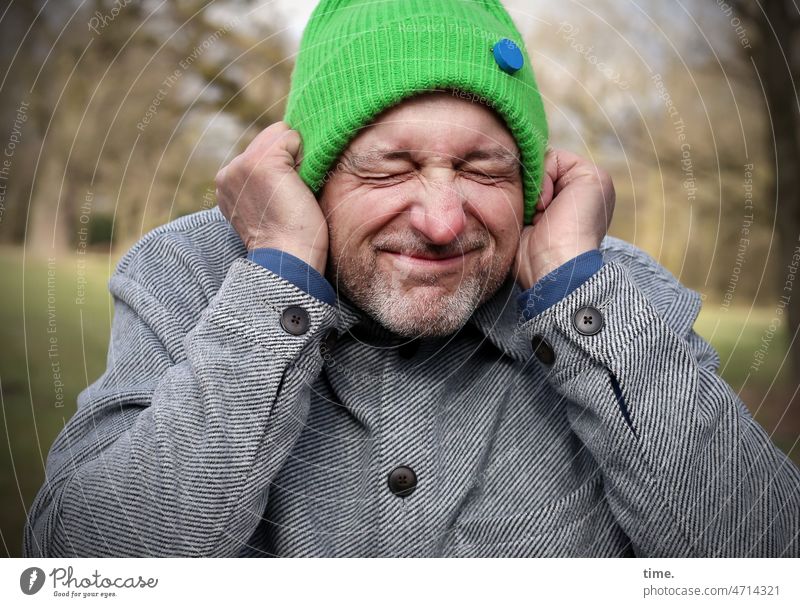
[214,169,226,188]
[230,154,255,177]
[595,166,612,187]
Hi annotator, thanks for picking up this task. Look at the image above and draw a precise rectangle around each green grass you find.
[0,246,114,557]
[695,305,792,389]
[0,247,798,556]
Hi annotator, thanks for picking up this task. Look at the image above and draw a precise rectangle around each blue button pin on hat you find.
[492,38,524,74]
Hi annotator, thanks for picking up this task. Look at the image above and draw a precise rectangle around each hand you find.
[512,148,615,290]
[215,122,329,274]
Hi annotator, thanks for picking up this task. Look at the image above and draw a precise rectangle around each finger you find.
[545,147,586,181]
[215,164,228,189]
[240,122,291,164]
[248,120,290,150]
[281,128,302,166]
[536,171,554,210]
[548,148,600,197]
[537,149,564,208]
[249,125,302,168]
[535,180,553,211]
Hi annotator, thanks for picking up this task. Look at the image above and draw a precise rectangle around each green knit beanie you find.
[284,0,549,225]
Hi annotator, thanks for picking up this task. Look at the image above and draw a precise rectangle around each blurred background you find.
[1,0,799,556]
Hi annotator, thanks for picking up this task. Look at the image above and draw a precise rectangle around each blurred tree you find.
[0,0,55,245]
[526,0,773,303]
[731,0,800,375]
[0,0,294,253]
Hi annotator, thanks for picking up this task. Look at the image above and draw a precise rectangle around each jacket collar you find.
[332,272,533,363]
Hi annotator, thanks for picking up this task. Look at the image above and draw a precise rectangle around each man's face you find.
[319,90,524,338]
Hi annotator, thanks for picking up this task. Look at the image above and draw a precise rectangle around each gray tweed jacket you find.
[24,207,800,557]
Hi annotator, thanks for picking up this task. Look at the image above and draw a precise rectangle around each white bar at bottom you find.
[2,557,797,606]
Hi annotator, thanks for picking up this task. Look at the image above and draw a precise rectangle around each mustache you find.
[372,235,488,258]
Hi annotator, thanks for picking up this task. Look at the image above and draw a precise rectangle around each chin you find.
[375,281,480,338]
[334,248,509,338]
[381,314,468,339]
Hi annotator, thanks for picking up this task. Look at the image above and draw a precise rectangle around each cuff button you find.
[280,305,310,335]
[531,334,556,365]
[573,305,604,336]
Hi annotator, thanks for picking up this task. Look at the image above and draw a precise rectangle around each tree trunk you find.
[734,0,800,377]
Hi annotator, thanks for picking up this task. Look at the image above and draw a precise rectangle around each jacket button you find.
[397,339,420,359]
[387,465,417,497]
[280,306,310,335]
[320,329,337,356]
[531,334,555,365]
[573,306,604,335]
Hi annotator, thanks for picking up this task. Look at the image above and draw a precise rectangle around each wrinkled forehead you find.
[344,89,520,159]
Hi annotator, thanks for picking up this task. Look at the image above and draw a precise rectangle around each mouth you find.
[379,248,479,271]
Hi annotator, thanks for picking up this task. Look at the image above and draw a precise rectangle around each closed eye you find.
[462,171,508,183]
[361,172,413,185]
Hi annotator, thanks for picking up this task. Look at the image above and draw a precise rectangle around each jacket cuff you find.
[246,248,336,306]
[517,249,604,321]
[203,257,338,368]
[518,260,662,386]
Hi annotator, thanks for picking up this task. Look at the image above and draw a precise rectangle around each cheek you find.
[461,182,523,221]
[461,184,523,249]
[329,186,407,236]
[323,186,400,257]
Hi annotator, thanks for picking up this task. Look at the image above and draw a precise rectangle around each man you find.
[25,0,800,557]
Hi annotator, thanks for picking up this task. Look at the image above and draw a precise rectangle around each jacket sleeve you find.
[519,256,800,557]
[23,241,338,557]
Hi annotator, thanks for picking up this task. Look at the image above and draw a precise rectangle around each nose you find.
[408,176,467,245]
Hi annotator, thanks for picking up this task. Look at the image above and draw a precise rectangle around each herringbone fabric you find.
[23,207,800,557]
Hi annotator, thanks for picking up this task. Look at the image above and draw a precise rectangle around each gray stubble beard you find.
[328,245,509,338]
